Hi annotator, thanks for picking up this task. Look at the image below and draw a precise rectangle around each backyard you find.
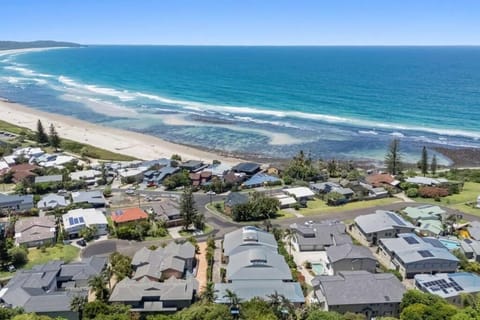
[279,197,400,216]
[0,244,80,279]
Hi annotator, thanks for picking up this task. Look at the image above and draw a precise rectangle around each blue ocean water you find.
[1,46,480,163]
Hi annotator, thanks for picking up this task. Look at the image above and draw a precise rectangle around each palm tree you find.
[223,289,240,306]
[200,281,218,303]
[268,291,294,320]
[70,295,86,319]
[88,275,108,302]
[103,265,113,292]
[284,228,294,255]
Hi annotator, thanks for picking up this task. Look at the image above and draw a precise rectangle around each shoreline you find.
[0,99,245,166]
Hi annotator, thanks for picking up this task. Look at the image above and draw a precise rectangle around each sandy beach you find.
[0,99,244,165]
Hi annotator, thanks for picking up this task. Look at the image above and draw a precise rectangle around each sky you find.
[2,0,480,45]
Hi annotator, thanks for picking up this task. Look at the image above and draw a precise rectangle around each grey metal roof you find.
[109,277,197,304]
[35,175,63,184]
[379,233,459,264]
[354,210,415,234]
[0,194,34,206]
[232,162,261,174]
[37,193,69,209]
[215,280,304,304]
[223,226,278,257]
[15,216,56,244]
[224,192,249,207]
[461,239,480,255]
[72,190,106,205]
[59,256,107,281]
[291,221,352,247]
[469,221,480,240]
[327,243,376,263]
[226,247,292,281]
[313,271,406,306]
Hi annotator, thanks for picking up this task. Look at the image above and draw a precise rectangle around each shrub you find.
[8,246,28,267]
[406,188,419,198]
[419,186,449,198]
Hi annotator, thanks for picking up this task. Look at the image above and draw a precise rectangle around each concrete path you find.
[169,226,183,239]
[196,242,208,293]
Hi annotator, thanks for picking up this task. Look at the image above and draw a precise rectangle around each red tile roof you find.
[111,207,148,224]
[366,173,395,188]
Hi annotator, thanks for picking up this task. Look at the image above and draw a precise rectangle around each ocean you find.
[1,46,480,164]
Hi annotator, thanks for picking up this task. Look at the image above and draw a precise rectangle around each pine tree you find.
[0,231,10,268]
[49,124,61,150]
[385,138,402,175]
[421,146,428,176]
[431,154,438,175]
[36,119,48,144]
[180,187,201,231]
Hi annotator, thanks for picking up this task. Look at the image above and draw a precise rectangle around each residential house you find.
[468,221,480,240]
[35,174,63,185]
[13,147,44,159]
[0,194,34,212]
[71,190,106,208]
[180,160,205,173]
[155,200,182,227]
[405,176,449,186]
[310,182,354,201]
[8,163,39,183]
[222,226,277,262]
[109,277,197,312]
[312,271,406,319]
[62,208,108,238]
[273,193,297,209]
[284,187,315,202]
[144,166,180,186]
[223,170,246,185]
[118,168,145,184]
[204,163,231,177]
[35,154,76,168]
[0,258,106,320]
[290,221,352,252]
[359,182,389,199]
[37,193,69,210]
[138,158,171,170]
[242,172,280,188]
[216,242,304,305]
[131,242,196,281]
[365,173,400,188]
[232,162,261,176]
[460,238,480,262]
[415,272,480,305]
[352,210,415,245]
[223,192,249,215]
[111,207,148,226]
[378,233,459,279]
[403,205,448,237]
[326,243,377,274]
[70,169,102,185]
[14,216,56,247]
[189,171,211,187]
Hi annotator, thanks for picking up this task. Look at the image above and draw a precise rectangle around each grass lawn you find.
[414,182,480,216]
[279,197,400,216]
[24,244,80,269]
[207,201,294,220]
[0,183,15,192]
[1,244,80,279]
[0,119,30,135]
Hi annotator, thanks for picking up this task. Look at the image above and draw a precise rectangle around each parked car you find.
[125,189,135,195]
[76,239,87,247]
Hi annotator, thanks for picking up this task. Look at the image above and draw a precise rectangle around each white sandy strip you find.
[0,100,244,165]
[0,47,68,57]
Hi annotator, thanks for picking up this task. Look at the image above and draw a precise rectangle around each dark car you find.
[76,239,87,247]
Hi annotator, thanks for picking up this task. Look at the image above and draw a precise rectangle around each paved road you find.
[82,189,480,259]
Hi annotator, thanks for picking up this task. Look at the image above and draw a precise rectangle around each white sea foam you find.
[4,66,52,78]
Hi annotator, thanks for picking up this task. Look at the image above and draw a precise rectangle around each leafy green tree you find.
[0,230,11,268]
[0,306,23,320]
[431,154,438,175]
[241,297,277,320]
[36,119,48,144]
[385,138,402,175]
[109,252,132,281]
[8,246,28,267]
[12,315,55,320]
[70,295,87,320]
[420,146,428,176]
[180,187,201,231]
[48,123,61,150]
[80,225,97,242]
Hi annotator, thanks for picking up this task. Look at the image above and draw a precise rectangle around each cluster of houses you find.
[0,256,108,320]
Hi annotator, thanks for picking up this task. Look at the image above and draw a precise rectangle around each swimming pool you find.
[439,238,460,250]
[312,263,325,275]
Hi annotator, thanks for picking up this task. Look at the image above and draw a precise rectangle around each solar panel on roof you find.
[387,212,406,226]
[404,236,419,245]
[418,250,434,258]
